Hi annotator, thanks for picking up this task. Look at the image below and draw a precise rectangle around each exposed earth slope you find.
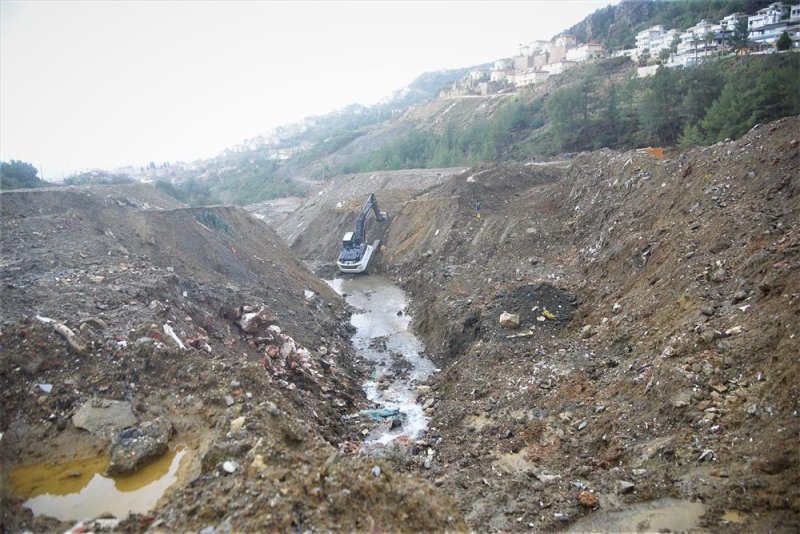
[282,116,800,532]
[0,184,464,532]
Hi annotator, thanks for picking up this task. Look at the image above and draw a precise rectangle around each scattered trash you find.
[360,407,401,420]
[499,311,520,328]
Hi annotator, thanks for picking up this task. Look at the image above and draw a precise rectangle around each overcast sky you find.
[1,0,614,178]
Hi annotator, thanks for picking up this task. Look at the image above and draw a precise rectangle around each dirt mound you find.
[284,118,799,531]
[0,183,463,532]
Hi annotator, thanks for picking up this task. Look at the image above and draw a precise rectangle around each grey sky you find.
[1,1,614,178]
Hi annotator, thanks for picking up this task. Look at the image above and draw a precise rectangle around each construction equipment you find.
[337,193,387,274]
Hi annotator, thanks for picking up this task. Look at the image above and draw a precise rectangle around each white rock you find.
[222,460,239,474]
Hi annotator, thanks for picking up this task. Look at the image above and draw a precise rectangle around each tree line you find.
[339,53,799,174]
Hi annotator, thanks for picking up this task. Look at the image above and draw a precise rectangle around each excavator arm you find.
[337,193,387,274]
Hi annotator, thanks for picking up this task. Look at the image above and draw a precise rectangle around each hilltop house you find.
[635,25,678,59]
[748,2,800,46]
[566,42,603,62]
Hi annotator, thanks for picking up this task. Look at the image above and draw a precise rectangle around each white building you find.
[749,2,787,29]
[676,20,722,64]
[510,69,549,88]
[541,60,576,75]
[635,25,679,61]
[748,2,800,46]
[566,42,603,62]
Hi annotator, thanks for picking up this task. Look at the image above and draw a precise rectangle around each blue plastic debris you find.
[360,407,401,420]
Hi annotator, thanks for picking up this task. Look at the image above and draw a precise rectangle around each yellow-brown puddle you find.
[9,447,186,521]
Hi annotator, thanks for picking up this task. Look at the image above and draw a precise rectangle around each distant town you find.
[443,1,800,97]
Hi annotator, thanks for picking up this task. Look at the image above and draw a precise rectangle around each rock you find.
[725,325,742,336]
[72,399,136,435]
[38,383,52,394]
[580,325,594,338]
[672,390,693,408]
[238,306,279,334]
[709,268,727,283]
[224,395,235,407]
[304,290,315,301]
[222,460,239,474]
[230,416,246,433]
[616,480,635,494]
[612,302,622,314]
[578,490,599,508]
[732,289,748,303]
[499,312,520,329]
[710,383,728,394]
[534,470,561,484]
[280,338,296,358]
[249,454,267,475]
[107,417,173,475]
[660,345,677,358]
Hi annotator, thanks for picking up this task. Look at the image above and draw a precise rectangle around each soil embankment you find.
[0,184,464,531]
[283,117,800,532]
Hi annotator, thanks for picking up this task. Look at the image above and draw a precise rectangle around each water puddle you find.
[328,276,435,445]
[9,447,187,521]
[567,497,706,533]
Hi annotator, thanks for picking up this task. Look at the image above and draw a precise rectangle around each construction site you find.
[1,116,799,532]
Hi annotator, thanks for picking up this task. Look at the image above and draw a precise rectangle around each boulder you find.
[106,416,174,475]
[72,399,136,435]
[499,312,520,329]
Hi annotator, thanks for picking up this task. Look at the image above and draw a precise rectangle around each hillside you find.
[565,0,775,52]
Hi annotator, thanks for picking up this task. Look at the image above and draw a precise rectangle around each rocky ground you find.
[281,117,800,532]
[0,184,464,532]
[2,117,797,533]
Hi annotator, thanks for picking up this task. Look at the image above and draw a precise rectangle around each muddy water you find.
[9,447,186,521]
[328,276,435,445]
[567,497,707,533]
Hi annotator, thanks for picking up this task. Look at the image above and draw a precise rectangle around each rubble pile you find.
[0,185,463,531]
[281,116,799,532]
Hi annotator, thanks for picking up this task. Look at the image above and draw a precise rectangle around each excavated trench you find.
[328,275,436,446]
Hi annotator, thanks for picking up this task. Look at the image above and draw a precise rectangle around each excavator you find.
[337,193,387,273]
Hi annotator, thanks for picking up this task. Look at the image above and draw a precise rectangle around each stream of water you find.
[327,275,436,445]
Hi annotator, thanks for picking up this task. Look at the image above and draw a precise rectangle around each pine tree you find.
[776,32,792,51]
